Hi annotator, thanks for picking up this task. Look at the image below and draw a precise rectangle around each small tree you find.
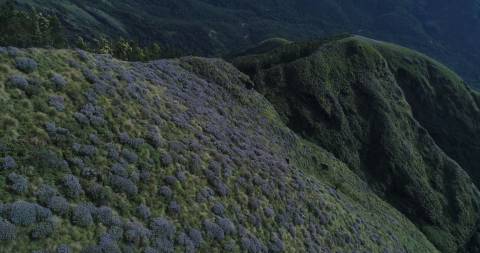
[96,36,113,55]
[75,36,88,50]
[113,38,133,60]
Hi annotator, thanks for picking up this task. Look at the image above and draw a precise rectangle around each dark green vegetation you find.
[73,37,182,62]
[0,1,181,61]
[233,35,480,252]
[4,0,480,87]
[0,1,65,48]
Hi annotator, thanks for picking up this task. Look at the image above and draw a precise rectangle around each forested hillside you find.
[3,0,480,87]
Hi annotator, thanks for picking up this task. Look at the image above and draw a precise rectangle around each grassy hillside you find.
[5,0,480,87]
[233,36,480,252]
[0,47,440,252]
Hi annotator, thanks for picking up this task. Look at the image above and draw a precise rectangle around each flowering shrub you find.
[2,156,17,170]
[72,204,94,227]
[62,174,83,199]
[7,173,28,194]
[0,220,16,241]
[15,57,37,73]
[51,74,68,89]
[7,75,28,90]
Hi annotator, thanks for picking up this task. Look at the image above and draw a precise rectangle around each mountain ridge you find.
[232,35,480,252]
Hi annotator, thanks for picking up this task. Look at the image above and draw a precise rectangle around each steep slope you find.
[371,40,480,188]
[232,36,480,252]
[0,48,438,251]
[10,0,480,87]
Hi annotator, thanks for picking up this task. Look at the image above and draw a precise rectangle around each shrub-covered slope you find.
[0,47,439,252]
[233,36,480,252]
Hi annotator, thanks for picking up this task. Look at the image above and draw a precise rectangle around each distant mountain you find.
[11,0,480,87]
